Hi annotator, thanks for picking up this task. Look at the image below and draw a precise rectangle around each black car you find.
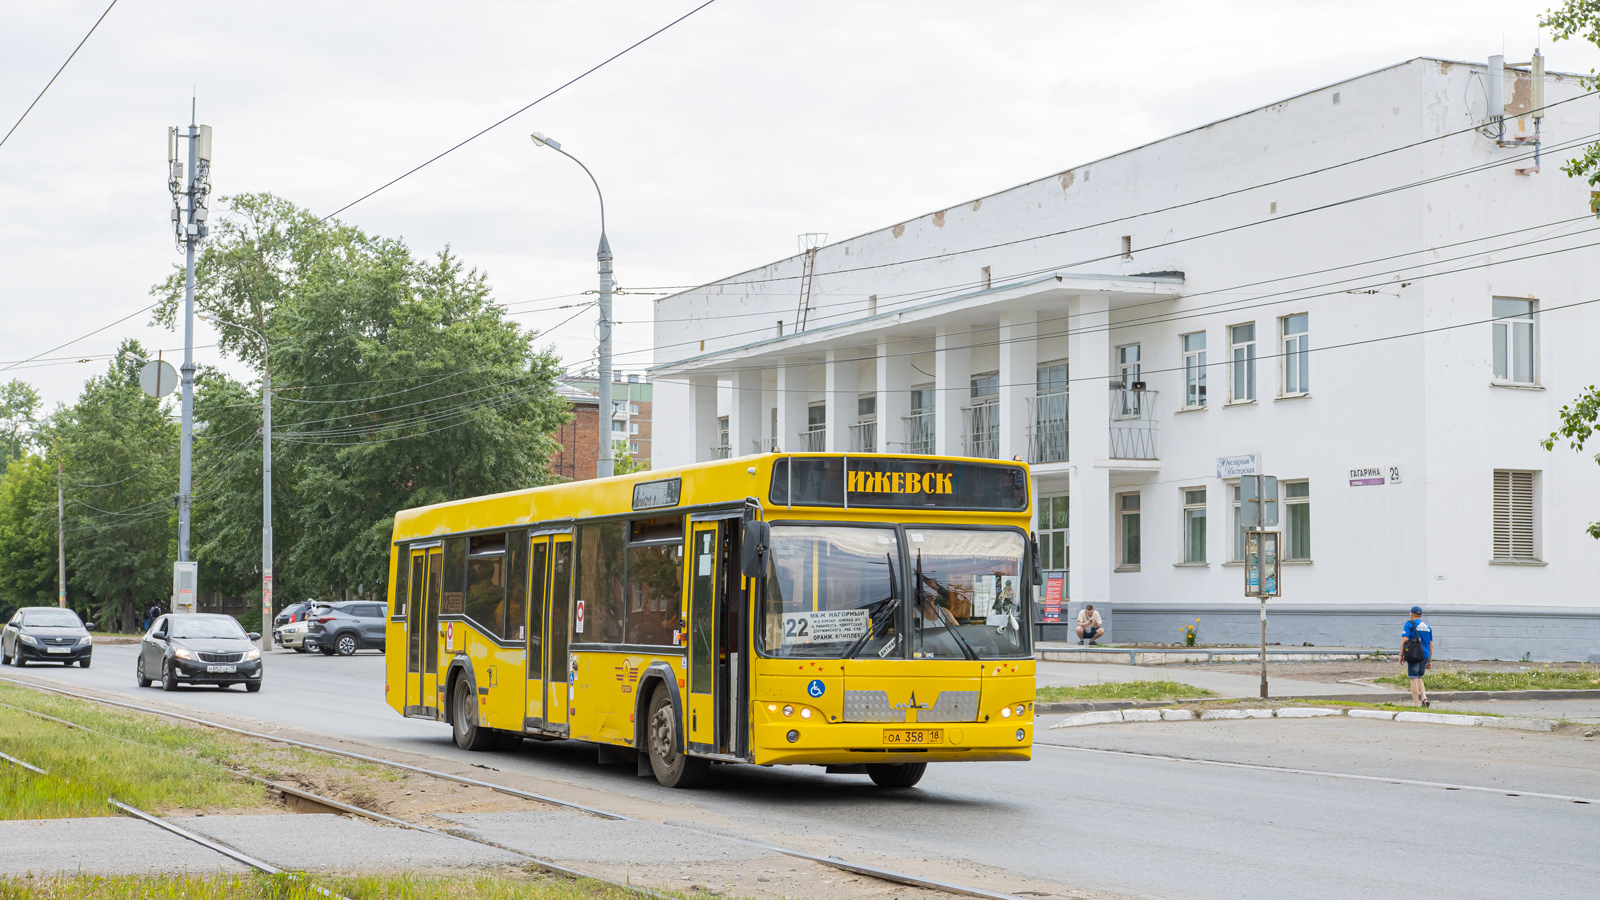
[273,600,315,630]
[136,613,264,692]
[1,607,95,667]
[305,601,387,656]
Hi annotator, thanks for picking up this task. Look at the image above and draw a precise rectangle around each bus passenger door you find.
[686,524,719,751]
[404,550,428,713]
[543,534,573,734]
[524,536,550,729]
[422,547,443,716]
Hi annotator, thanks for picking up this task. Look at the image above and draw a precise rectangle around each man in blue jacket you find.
[1401,606,1433,707]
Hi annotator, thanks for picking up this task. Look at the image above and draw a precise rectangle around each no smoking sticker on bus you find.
[575,600,585,634]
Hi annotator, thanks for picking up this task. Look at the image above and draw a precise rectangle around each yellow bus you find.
[384,453,1039,788]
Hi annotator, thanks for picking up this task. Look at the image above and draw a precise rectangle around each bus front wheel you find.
[452,675,497,751]
[866,763,926,789]
[646,685,709,789]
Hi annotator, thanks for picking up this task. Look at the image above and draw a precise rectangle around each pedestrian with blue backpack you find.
[1401,606,1433,707]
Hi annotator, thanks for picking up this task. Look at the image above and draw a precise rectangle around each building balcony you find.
[963,401,999,459]
[901,410,936,455]
[712,443,731,459]
[849,421,877,453]
[1109,389,1159,460]
[799,426,826,452]
[752,437,778,453]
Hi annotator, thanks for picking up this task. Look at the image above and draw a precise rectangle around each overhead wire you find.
[0,0,119,152]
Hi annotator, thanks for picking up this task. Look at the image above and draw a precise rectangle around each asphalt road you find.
[8,643,1598,900]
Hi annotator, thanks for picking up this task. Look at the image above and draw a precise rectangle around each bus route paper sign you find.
[782,609,869,645]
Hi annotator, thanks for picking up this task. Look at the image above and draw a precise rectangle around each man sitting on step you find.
[1076,605,1104,645]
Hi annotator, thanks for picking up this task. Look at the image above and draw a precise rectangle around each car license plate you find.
[882,728,943,745]
[206,665,237,673]
[46,646,70,654]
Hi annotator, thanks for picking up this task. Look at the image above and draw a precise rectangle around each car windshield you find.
[906,529,1029,659]
[759,525,900,659]
[170,617,247,640]
[22,610,81,628]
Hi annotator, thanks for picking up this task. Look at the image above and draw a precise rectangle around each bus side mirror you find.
[741,520,770,579]
[1030,534,1044,587]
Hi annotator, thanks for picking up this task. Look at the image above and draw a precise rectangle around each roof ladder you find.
[794,233,826,331]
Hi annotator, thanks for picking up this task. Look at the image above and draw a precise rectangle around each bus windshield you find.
[907,529,1028,659]
[760,525,900,659]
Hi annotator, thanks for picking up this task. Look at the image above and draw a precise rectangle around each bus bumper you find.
[748,720,1033,766]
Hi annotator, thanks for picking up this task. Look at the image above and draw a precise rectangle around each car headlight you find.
[244,649,261,660]
[18,634,37,645]
[173,646,196,660]
[78,635,93,645]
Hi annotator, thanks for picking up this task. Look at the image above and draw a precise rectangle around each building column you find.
[731,368,763,456]
[824,350,858,452]
[1068,295,1112,608]
[998,312,1037,462]
[688,375,719,463]
[877,337,909,452]
[934,325,971,456]
[775,363,812,453]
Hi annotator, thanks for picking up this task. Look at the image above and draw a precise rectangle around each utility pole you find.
[529,132,614,478]
[168,106,212,570]
[57,451,65,609]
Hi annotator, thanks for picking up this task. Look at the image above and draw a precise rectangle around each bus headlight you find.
[1000,706,1012,718]
[1016,728,1026,741]
[1015,704,1027,718]
[786,730,799,743]
[799,707,812,719]
[782,705,794,717]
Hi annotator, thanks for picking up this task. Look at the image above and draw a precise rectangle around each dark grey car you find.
[1,607,94,667]
[305,601,387,656]
[136,613,263,691]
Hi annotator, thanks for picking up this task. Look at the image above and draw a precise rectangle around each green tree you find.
[613,440,650,475]
[55,341,178,631]
[0,379,42,473]
[1543,385,1600,538]
[153,193,571,604]
[1541,2,1600,184]
[0,454,58,619]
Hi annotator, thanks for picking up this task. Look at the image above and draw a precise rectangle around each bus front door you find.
[686,524,718,751]
[524,536,550,730]
[404,549,428,713]
[542,534,573,734]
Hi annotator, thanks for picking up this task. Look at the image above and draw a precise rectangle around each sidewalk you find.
[1036,660,1403,699]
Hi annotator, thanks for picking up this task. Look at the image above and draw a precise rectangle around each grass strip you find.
[1037,680,1214,702]
[1371,666,1600,691]
[0,871,673,900]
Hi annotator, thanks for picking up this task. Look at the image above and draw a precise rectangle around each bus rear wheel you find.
[646,685,709,789]
[866,763,926,789]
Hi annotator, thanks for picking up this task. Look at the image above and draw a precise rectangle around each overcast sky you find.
[3,0,1596,411]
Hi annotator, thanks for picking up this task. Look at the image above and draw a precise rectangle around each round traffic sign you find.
[139,360,178,398]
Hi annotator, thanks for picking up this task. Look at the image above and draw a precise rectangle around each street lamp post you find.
[199,314,272,653]
[529,132,615,478]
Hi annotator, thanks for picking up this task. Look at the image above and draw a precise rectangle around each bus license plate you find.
[883,728,943,745]
[207,665,236,673]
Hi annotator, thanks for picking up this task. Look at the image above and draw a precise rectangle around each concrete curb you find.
[1034,687,1600,715]
[1047,707,1556,732]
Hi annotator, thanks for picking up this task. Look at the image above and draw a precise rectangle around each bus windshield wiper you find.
[844,554,899,659]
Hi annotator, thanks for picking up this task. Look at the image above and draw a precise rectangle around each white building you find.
[650,57,1600,661]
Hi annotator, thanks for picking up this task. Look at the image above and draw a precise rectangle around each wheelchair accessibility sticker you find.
[807,679,825,698]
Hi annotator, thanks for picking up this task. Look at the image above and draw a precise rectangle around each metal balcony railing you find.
[962,400,999,459]
[711,444,731,459]
[1029,391,1069,463]
[752,437,778,453]
[1109,389,1159,460]
[902,410,936,455]
[799,426,826,452]
[849,421,877,453]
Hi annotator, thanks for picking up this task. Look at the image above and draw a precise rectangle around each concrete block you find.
[1241,708,1274,718]
[1200,709,1249,720]
[1049,710,1124,729]
[1121,709,1163,722]
[1347,709,1397,720]
[1394,711,1480,726]
[1160,709,1195,721]
[1275,707,1342,718]
[1477,716,1555,732]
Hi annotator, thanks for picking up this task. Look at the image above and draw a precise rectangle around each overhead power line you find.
[0,0,119,152]
[320,0,719,222]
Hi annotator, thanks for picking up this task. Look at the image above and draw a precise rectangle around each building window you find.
[966,373,999,458]
[1037,495,1069,572]
[629,403,640,415]
[907,386,935,454]
[1492,298,1535,383]
[716,416,729,458]
[1117,344,1141,416]
[628,422,639,435]
[853,395,876,453]
[1182,332,1206,408]
[1117,493,1140,569]
[1231,324,1256,402]
[611,420,625,434]
[804,403,826,452]
[1033,361,1069,463]
[1492,470,1538,560]
[1284,480,1310,559]
[1183,488,1206,563]
[1282,314,1309,395]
